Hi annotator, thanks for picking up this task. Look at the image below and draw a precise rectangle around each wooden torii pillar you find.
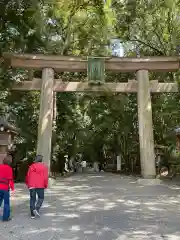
[3,53,180,178]
[36,68,54,171]
[137,70,155,178]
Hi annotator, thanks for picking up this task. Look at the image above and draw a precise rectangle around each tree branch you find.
[128,38,165,55]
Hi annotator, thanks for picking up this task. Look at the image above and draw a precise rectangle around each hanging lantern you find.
[87,57,105,85]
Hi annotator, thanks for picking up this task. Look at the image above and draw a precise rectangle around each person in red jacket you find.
[0,154,14,221]
[26,155,48,219]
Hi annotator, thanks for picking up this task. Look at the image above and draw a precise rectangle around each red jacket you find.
[26,162,48,189]
[0,164,14,191]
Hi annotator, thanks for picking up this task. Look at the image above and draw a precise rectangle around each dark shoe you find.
[2,217,12,222]
[31,210,35,219]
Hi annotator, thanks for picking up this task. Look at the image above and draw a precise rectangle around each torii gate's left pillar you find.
[37,68,54,172]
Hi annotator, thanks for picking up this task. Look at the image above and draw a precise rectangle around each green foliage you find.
[0,0,180,175]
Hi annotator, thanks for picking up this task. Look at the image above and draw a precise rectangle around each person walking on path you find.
[0,154,14,221]
[26,155,48,219]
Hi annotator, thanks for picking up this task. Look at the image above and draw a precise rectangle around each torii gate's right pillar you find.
[137,70,156,178]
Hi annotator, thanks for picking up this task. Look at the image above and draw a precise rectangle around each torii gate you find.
[3,53,180,178]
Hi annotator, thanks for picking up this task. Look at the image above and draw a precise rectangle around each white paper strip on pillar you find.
[93,162,99,172]
[117,155,121,171]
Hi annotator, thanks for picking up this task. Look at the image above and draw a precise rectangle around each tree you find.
[1,0,180,177]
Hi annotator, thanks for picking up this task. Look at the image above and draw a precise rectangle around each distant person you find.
[14,162,20,182]
[51,160,56,179]
[81,160,86,172]
[0,155,14,221]
[26,155,48,219]
[64,155,69,173]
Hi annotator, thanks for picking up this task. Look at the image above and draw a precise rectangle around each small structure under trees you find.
[175,128,180,151]
[3,53,180,178]
[0,118,17,163]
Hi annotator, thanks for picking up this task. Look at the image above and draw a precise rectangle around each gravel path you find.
[0,173,180,239]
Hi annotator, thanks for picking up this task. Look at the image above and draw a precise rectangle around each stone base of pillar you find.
[137,178,161,185]
[48,177,56,188]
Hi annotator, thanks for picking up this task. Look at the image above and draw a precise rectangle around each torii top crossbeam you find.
[3,53,180,72]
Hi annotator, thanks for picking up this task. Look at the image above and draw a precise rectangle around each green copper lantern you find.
[87,57,105,84]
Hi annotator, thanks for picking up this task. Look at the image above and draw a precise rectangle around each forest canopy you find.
[0,0,180,173]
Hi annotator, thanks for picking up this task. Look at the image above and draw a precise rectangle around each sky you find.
[110,39,124,57]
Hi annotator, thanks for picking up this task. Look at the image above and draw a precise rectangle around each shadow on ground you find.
[1,173,180,240]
